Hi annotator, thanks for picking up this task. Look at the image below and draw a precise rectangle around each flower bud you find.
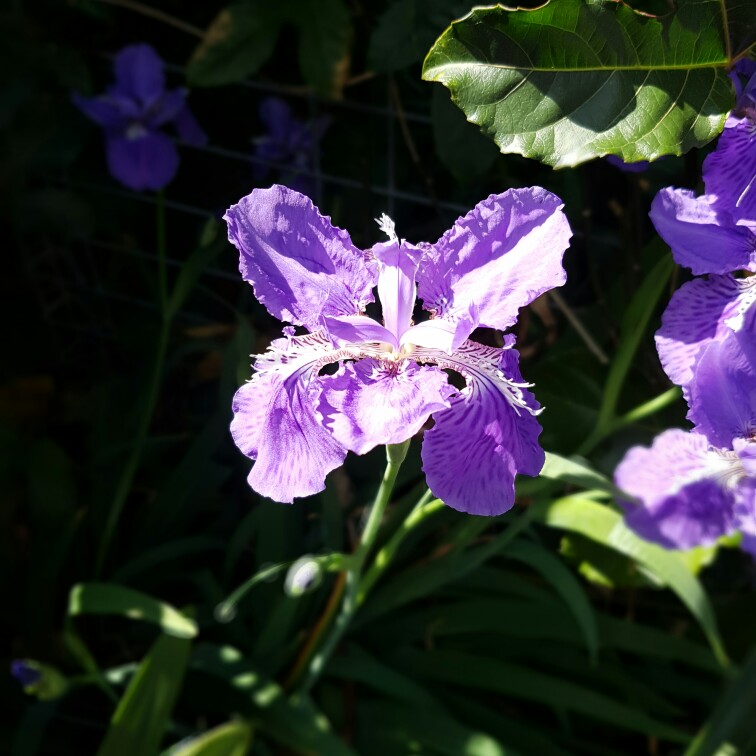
[10,660,69,700]
[284,557,323,597]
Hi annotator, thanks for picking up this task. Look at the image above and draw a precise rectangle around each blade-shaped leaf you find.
[537,497,730,668]
[96,633,191,756]
[68,583,197,639]
[422,0,747,167]
[166,721,253,756]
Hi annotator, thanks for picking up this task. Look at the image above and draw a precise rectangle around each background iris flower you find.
[73,44,206,191]
[225,185,572,514]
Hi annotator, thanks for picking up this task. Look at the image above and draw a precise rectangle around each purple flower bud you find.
[10,660,41,688]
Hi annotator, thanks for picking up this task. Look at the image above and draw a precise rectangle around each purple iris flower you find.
[225,185,572,514]
[72,44,207,191]
[10,660,41,688]
[615,326,756,552]
[252,97,329,195]
[605,155,650,173]
[649,74,756,390]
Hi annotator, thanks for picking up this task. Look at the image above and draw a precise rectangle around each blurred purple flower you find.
[615,326,756,551]
[10,660,41,688]
[224,185,572,514]
[72,44,207,191]
[252,97,329,194]
[605,155,650,173]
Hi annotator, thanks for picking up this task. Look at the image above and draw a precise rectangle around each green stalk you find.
[95,194,171,576]
[294,440,410,695]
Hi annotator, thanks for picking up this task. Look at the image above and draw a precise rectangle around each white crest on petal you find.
[375,213,400,245]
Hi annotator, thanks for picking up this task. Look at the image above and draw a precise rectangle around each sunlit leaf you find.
[423,0,747,166]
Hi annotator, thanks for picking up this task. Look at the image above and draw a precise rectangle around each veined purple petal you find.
[734,438,756,477]
[372,239,421,340]
[231,333,349,502]
[318,359,455,455]
[224,186,377,330]
[688,328,756,448]
[113,44,165,105]
[703,118,756,229]
[420,340,544,516]
[105,131,179,191]
[655,275,754,388]
[649,188,756,275]
[615,429,737,550]
[417,188,571,332]
[734,478,756,539]
[323,314,398,350]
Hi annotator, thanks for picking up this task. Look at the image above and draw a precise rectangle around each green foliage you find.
[96,633,191,756]
[423,0,752,166]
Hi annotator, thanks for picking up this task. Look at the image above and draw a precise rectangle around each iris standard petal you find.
[105,131,179,191]
[224,186,377,330]
[703,118,756,229]
[687,329,756,448]
[649,188,756,275]
[615,429,737,550]
[113,44,165,105]
[372,240,421,340]
[419,340,544,516]
[231,332,351,503]
[400,307,478,355]
[655,274,753,388]
[318,359,455,455]
[417,188,571,331]
[172,103,208,146]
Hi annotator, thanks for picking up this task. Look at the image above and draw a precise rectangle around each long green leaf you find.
[68,583,197,639]
[422,0,746,167]
[505,540,599,664]
[537,497,729,667]
[166,721,253,756]
[97,633,191,756]
[685,649,756,756]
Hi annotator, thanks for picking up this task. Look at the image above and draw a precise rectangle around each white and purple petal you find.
[224,186,377,330]
[687,329,756,448]
[416,188,571,332]
[372,240,421,341]
[323,314,397,350]
[649,188,756,275]
[419,340,544,516]
[231,333,349,503]
[615,430,737,550]
[655,274,755,388]
[318,359,455,455]
[105,131,179,191]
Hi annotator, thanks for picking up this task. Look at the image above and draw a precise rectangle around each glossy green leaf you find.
[423,0,745,167]
[96,633,191,756]
[68,583,197,639]
[537,497,730,667]
[187,3,282,87]
[166,721,253,756]
[539,451,617,496]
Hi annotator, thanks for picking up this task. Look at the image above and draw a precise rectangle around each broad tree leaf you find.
[423,0,752,167]
[96,632,191,756]
[68,583,197,639]
[187,3,282,87]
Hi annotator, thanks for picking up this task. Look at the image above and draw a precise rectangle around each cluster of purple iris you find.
[73,45,325,193]
[615,60,756,554]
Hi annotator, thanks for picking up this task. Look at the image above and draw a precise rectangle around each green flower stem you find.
[294,440,410,695]
[95,194,171,577]
[357,490,444,605]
